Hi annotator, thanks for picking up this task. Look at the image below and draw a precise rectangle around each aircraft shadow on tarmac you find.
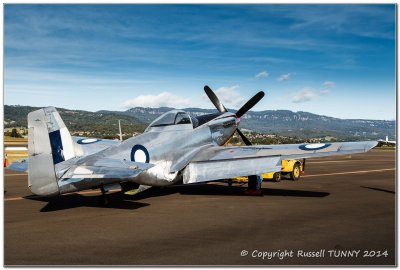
[360,186,395,194]
[131,183,330,200]
[24,193,150,212]
[23,183,329,212]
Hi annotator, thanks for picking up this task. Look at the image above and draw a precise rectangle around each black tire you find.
[99,195,109,207]
[290,163,301,181]
[228,179,233,187]
[272,172,281,182]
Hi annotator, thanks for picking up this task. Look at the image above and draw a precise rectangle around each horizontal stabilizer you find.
[7,158,29,172]
[59,158,154,179]
[72,136,120,156]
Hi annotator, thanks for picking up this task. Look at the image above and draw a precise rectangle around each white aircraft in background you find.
[378,136,396,145]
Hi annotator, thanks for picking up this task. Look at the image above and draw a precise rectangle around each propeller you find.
[204,85,227,113]
[205,85,265,190]
[235,91,265,118]
[204,85,264,146]
[236,128,252,146]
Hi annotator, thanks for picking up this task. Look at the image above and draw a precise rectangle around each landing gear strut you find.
[99,185,109,206]
[245,175,263,196]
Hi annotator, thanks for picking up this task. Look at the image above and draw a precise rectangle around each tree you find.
[10,128,22,138]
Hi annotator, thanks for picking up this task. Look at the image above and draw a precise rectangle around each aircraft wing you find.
[378,139,396,144]
[182,141,377,184]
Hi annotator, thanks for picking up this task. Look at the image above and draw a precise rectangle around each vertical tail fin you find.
[28,107,76,196]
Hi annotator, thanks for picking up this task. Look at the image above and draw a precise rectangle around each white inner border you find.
[81,138,98,143]
[134,149,147,163]
[304,143,326,149]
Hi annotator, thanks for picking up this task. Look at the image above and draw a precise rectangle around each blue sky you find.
[4,4,396,120]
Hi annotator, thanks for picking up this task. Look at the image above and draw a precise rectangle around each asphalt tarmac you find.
[4,149,396,266]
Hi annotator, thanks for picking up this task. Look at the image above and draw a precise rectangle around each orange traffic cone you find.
[4,154,9,167]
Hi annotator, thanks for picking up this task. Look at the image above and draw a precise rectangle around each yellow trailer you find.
[231,159,304,183]
[263,159,303,182]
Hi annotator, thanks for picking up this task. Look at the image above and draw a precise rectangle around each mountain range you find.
[5,105,395,140]
[118,107,395,140]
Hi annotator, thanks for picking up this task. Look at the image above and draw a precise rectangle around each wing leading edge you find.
[183,141,377,184]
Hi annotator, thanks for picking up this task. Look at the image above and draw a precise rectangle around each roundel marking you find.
[299,143,331,151]
[77,138,101,144]
[131,144,150,163]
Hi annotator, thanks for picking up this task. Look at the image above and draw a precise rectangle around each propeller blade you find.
[235,91,265,118]
[204,85,227,113]
[236,128,252,146]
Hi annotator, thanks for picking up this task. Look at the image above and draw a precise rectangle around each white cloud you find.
[122,92,191,109]
[278,73,291,81]
[322,81,336,88]
[292,86,332,103]
[319,89,331,95]
[292,88,318,103]
[214,85,247,108]
[255,71,269,79]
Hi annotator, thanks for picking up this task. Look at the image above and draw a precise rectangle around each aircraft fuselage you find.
[57,111,239,193]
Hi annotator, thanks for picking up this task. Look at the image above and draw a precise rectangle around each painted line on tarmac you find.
[4,174,28,176]
[4,197,24,201]
[5,147,28,151]
[307,160,393,164]
[302,168,395,178]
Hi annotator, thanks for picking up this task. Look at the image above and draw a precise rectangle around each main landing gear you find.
[99,185,109,206]
[244,175,263,196]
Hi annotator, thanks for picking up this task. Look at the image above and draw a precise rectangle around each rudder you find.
[28,107,76,196]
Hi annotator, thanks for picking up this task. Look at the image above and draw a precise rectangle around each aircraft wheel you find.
[272,172,281,182]
[228,179,233,186]
[290,164,301,181]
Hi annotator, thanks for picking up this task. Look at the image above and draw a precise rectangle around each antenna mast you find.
[118,120,123,141]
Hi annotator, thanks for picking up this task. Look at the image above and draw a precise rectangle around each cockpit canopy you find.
[145,110,224,132]
[150,111,191,127]
[145,110,192,132]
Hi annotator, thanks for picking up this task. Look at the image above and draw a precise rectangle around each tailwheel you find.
[290,163,301,181]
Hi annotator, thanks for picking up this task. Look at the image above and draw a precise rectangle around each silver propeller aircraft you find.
[9,86,377,205]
